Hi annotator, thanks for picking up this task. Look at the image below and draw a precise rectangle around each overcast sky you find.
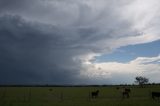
[0,0,160,85]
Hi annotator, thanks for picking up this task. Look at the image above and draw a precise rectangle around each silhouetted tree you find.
[135,76,149,87]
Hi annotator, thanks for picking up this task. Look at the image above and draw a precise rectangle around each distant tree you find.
[135,76,149,87]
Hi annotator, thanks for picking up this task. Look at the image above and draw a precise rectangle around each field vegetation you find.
[0,85,160,106]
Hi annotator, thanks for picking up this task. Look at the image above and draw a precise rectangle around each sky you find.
[0,0,160,85]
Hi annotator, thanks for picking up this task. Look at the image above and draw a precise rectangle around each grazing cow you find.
[122,88,131,98]
[152,92,160,99]
[91,90,99,98]
[122,91,129,98]
[125,88,131,93]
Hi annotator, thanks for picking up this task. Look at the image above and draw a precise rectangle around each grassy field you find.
[0,85,160,106]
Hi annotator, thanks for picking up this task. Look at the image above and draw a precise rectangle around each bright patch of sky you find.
[96,40,160,63]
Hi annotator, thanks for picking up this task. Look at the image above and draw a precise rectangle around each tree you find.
[135,76,149,87]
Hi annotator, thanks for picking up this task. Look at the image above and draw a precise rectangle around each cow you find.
[91,90,99,98]
[152,92,160,99]
[125,88,131,93]
[122,91,130,98]
[122,88,131,98]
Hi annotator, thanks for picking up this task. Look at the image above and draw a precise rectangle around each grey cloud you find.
[0,14,114,84]
[0,0,34,14]
[0,15,83,84]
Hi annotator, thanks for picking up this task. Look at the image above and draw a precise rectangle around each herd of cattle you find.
[91,87,160,99]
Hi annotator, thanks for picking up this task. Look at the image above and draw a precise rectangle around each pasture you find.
[0,85,160,106]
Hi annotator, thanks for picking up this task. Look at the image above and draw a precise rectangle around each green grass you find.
[0,85,160,106]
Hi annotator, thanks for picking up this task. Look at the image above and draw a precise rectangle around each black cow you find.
[91,90,99,98]
[122,88,131,98]
[152,92,160,99]
[122,91,130,98]
[125,88,131,93]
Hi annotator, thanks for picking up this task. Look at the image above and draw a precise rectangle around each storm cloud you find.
[0,0,160,84]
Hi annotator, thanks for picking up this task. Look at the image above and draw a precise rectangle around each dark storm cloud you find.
[0,0,34,14]
[0,15,83,84]
[0,14,113,84]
